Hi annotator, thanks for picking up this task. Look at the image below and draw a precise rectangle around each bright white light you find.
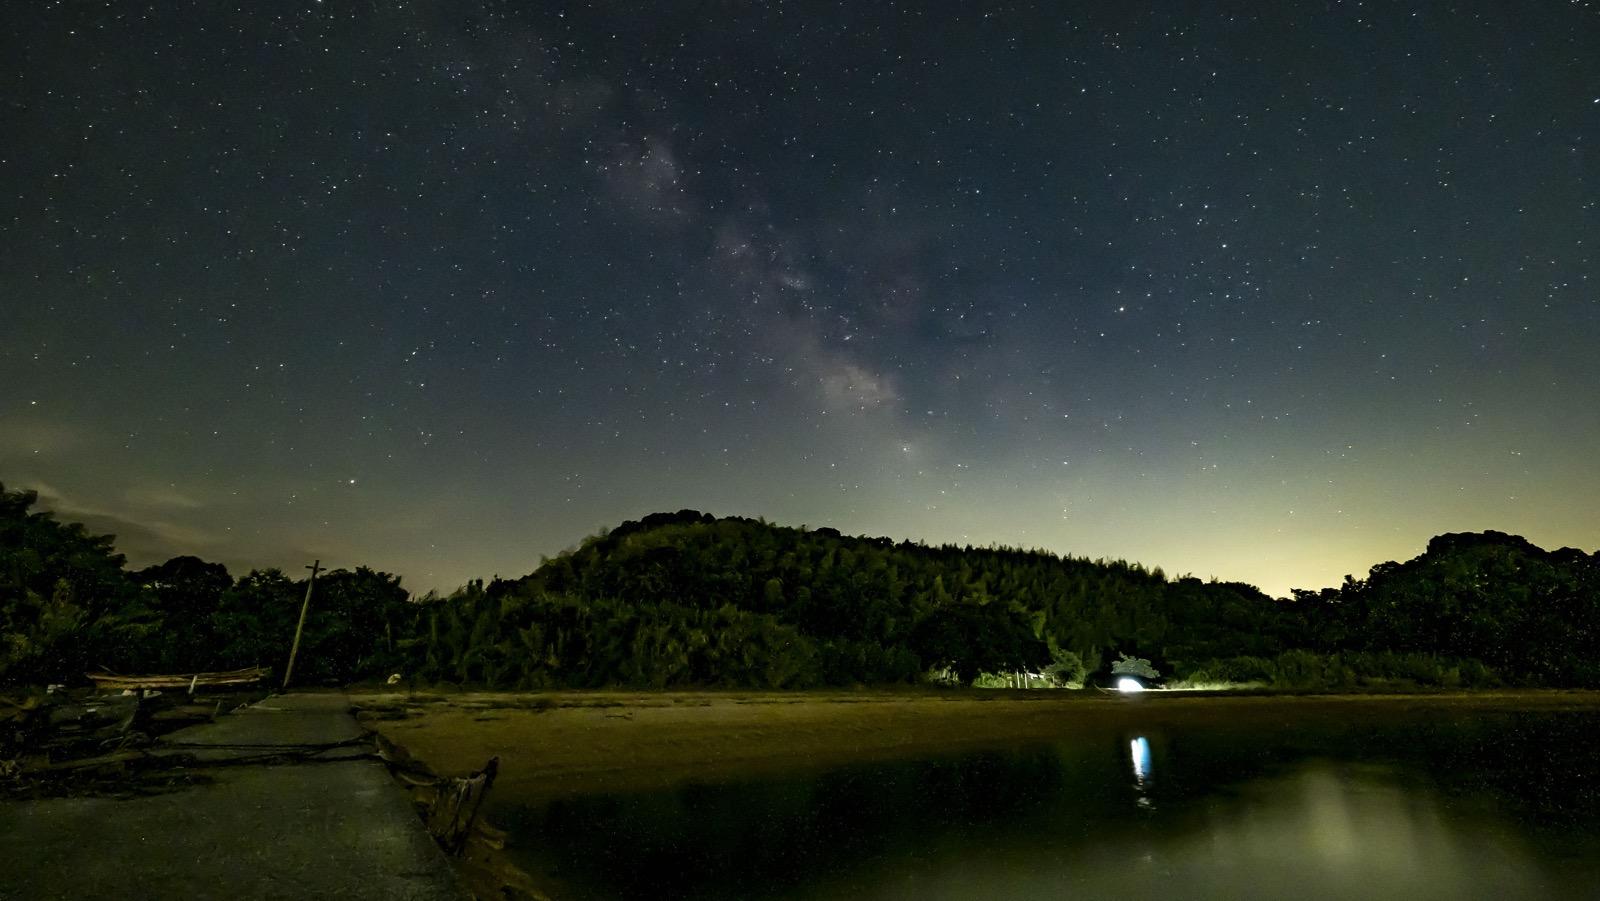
[1116,677,1145,693]
[1130,736,1152,783]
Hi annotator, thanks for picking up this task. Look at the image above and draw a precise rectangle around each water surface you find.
[493,701,1600,900]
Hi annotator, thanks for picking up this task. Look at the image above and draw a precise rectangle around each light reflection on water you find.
[1130,735,1153,784]
[500,709,1600,901]
[1130,734,1154,810]
[802,766,1546,901]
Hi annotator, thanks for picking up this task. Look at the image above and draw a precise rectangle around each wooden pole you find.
[282,560,322,690]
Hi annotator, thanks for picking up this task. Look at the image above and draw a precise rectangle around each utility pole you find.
[282,559,322,690]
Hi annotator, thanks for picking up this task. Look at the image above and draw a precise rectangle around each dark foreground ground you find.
[0,693,463,901]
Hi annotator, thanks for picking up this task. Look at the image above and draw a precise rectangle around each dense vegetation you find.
[1,484,412,686]
[4,483,1598,690]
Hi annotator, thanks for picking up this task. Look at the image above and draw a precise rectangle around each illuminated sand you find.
[351,689,1599,804]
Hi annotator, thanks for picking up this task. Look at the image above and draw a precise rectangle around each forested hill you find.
[5,481,1599,690]
[1289,530,1600,685]
[422,512,1597,689]
[469,510,1289,685]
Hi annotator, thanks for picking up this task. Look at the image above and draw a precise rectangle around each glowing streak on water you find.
[1130,736,1152,784]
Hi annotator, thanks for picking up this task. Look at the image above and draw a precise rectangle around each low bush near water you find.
[1177,650,1500,691]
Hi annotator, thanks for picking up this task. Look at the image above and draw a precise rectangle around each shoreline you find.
[353,687,1600,804]
[353,688,1600,899]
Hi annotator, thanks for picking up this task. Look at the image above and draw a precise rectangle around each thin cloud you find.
[0,419,84,457]
[28,481,220,559]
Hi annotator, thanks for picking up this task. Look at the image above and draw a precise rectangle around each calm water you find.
[495,703,1600,900]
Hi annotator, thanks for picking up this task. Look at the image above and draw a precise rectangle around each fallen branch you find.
[426,756,499,855]
[84,666,271,691]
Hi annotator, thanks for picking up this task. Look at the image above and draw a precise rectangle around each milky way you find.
[3,2,1596,595]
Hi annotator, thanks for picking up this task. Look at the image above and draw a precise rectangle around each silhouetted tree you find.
[134,555,233,671]
[0,483,152,683]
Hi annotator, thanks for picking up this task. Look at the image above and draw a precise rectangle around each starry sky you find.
[3,2,1597,598]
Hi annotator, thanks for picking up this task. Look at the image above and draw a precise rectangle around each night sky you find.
[3,2,1596,598]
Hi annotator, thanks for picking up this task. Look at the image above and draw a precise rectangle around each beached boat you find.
[85,665,271,692]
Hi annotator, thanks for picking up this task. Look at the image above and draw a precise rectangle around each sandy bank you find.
[352,689,1600,804]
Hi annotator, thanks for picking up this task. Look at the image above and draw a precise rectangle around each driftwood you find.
[366,731,550,899]
[85,666,270,691]
[370,732,499,856]
[3,691,156,796]
[33,748,152,773]
[4,692,155,760]
[426,756,499,855]
[3,688,229,779]
[45,694,145,744]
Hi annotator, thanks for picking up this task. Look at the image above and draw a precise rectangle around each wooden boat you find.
[85,665,270,692]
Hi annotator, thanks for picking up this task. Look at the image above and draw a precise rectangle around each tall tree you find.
[0,483,151,683]
[134,555,233,671]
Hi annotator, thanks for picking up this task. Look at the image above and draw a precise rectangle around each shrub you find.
[1110,653,1159,680]
[1043,649,1087,688]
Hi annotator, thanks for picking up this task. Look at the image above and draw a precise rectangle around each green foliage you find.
[134,555,233,671]
[293,567,411,684]
[909,601,1048,684]
[1042,643,1087,688]
[0,484,152,683]
[1,482,418,685]
[400,588,822,689]
[4,489,1598,692]
[1110,653,1160,680]
[1,582,86,683]
[1182,650,1502,691]
[206,566,413,685]
[503,513,1281,686]
[1290,531,1600,687]
[210,568,300,672]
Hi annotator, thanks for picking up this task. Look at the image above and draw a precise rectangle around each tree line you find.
[4,484,1597,689]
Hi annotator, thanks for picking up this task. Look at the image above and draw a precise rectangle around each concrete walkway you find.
[0,693,465,901]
